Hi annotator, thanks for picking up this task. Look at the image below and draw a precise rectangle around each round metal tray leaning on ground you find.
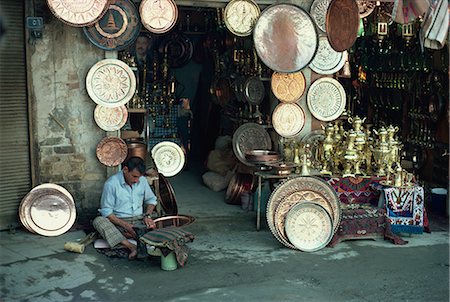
[285,202,334,252]
[151,141,185,177]
[253,3,318,73]
[46,0,110,27]
[306,77,346,122]
[158,173,178,215]
[94,104,128,131]
[83,0,141,51]
[19,187,76,236]
[266,176,341,248]
[271,71,306,103]
[86,59,136,108]
[233,123,272,166]
[96,136,128,167]
[272,103,306,138]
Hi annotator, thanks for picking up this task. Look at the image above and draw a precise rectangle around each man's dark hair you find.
[124,157,146,174]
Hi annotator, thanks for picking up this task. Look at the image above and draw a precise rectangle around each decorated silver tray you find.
[151,141,185,177]
[310,0,332,33]
[140,0,178,34]
[285,202,333,252]
[253,3,318,73]
[94,104,128,131]
[271,71,306,103]
[306,77,346,122]
[86,59,136,108]
[232,123,272,166]
[309,35,346,75]
[46,0,109,27]
[224,0,261,37]
[272,103,306,138]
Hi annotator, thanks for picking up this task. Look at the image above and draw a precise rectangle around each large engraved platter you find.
[309,35,346,75]
[96,136,128,166]
[285,202,333,252]
[140,0,178,34]
[19,188,76,237]
[86,59,136,108]
[310,0,332,33]
[272,103,305,138]
[326,0,360,52]
[232,123,272,166]
[253,3,318,73]
[271,71,306,103]
[307,77,346,122]
[151,141,185,177]
[47,0,110,27]
[94,104,128,131]
[83,0,141,51]
[267,176,341,246]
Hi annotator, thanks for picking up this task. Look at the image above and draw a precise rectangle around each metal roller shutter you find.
[0,0,31,230]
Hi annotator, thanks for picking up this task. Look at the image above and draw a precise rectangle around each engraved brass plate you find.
[272,103,305,138]
[271,71,306,103]
[309,35,346,75]
[306,77,346,122]
[310,0,332,33]
[224,0,260,37]
[326,0,360,51]
[140,0,178,34]
[94,104,128,131]
[46,0,109,27]
[151,141,185,177]
[232,123,272,166]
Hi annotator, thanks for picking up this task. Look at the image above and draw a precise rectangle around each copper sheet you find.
[46,0,109,27]
[158,173,178,215]
[326,0,360,52]
[20,188,76,236]
[96,136,128,166]
[253,3,318,73]
[232,123,272,166]
[266,176,341,246]
[271,71,306,103]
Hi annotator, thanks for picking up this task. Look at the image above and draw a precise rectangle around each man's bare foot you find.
[128,248,137,260]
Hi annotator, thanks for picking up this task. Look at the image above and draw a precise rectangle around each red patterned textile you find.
[325,176,385,205]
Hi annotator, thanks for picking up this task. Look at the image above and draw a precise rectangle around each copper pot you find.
[126,142,147,161]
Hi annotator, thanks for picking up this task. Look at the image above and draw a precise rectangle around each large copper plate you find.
[86,59,136,108]
[326,0,360,52]
[83,0,141,51]
[274,188,337,249]
[272,103,305,138]
[253,3,318,73]
[20,188,76,237]
[46,0,109,27]
[285,202,333,252]
[271,71,306,103]
[96,136,128,166]
[158,173,178,215]
[309,36,346,75]
[224,0,261,37]
[94,104,128,131]
[140,0,178,34]
[232,123,272,166]
[356,0,376,18]
[310,0,332,33]
[307,77,346,122]
[266,176,341,246]
[151,141,185,177]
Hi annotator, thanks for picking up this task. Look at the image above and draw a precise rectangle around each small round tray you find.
[94,104,128,131]
[272,103,306,138]
[307,77,346,122]
[140,0,178,34]
[46,0,109,27]
[309,35,346,75]
[96,136,128,167]
[151,141,185,177]
[271,71,306,103]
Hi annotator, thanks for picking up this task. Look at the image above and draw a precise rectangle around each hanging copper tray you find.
[285,202,333,252]
[19,188,76,237]
[158,32,193,68]
[309,35,346,75]
[271,71,306,103]
[158,173,178,215]
[86,59,136,108]
[96,136,128,166]
[272,103,306,138]
[46,0,110,27]
[266,176,341,247]
[253,3,318,73]
[210,76,233,108]
[140,0,178,34]
[306,77,346,122]
[232,123,272,166]
[310,0,332,33]
[326,0,360,52]
[151,141,185,177]
[83,0,141,51]
[154,214,195,229]
[94,104,128,131]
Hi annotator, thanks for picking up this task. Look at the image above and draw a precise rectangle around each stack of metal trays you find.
[266,176,341,252]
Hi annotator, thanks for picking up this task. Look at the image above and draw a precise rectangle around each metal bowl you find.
[153,215,195,229]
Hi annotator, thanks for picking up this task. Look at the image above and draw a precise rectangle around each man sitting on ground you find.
[93,157,157,259]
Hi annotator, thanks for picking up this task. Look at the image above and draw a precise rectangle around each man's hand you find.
[123,222,137,238]
[143,216,156,229]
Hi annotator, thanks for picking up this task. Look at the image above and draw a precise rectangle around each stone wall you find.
[28,12,107,220]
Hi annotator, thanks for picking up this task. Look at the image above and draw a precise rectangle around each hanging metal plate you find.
[140,0,178,34]
[224,0,261,37]
[232,122,272,166]
[310,0,332,33]
[272,103,306,138]
[94,104,128,131]
[271,71,306,103]
[326,0,360,51]
[151,141,185,177]
[96,136,128,167]
[46,0,110,27]
[306,77,346,122]
[309,35,346,75]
